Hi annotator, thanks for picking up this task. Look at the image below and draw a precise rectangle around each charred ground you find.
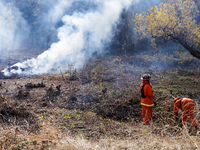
[0,52,200,149]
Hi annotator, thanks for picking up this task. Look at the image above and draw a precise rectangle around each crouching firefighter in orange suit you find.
[140,74,154,125]
[174,97,199,129]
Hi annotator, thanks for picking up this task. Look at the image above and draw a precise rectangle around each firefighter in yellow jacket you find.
[140,74,154,125]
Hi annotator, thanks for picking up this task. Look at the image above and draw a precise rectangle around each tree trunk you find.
[171,36,200,59]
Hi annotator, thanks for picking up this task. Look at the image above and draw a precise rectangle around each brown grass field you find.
[0,52,200,150]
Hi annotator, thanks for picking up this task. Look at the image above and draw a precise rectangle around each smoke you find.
[0,2,29,56]
[3,0,140,76]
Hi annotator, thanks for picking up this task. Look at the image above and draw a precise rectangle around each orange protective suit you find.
[140,79,154,125]
[174,97,198,127]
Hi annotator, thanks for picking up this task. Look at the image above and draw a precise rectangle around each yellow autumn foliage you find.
[134,0,200,49]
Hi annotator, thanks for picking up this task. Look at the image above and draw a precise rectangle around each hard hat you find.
[174,97,181,103]
[141,74,151,80]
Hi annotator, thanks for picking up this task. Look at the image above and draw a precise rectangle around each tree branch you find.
[170,35,200,59]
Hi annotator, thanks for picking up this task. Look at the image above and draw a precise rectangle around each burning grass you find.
[0,53,200,149]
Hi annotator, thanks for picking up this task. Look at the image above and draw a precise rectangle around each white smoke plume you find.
[3,0,139,76]
[0,2,29,55]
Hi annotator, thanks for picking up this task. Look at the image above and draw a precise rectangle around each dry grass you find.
[1,122,200,150]
[0,53,200,149]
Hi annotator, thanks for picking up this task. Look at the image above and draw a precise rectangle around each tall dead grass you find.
[1,111,199,150]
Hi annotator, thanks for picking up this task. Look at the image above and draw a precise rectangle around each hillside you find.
[0,53,200,150]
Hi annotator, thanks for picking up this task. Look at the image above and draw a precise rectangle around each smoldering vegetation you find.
[0,53,200,149]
